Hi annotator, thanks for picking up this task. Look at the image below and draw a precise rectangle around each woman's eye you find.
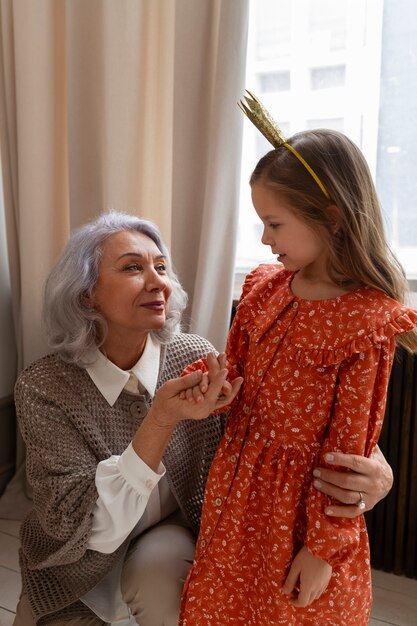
[124,263,142,271]
[156,264,167,273]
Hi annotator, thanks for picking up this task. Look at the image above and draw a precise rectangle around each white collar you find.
[84,335,161,406]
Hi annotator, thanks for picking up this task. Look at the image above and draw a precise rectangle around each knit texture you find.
[15,333,225,624]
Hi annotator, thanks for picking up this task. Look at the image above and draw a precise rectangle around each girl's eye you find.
[269,223,280,230]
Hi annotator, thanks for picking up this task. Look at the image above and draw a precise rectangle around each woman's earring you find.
[82,293,95,310]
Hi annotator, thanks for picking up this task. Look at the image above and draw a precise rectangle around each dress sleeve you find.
[182,267,257,381]
[87,443,165,553]
[181,297,249,416]
[304,339,395,566]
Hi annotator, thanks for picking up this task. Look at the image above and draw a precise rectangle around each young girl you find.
[179,94,417,625]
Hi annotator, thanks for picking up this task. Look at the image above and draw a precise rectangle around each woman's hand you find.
[283,546,332,607]
[132,365,242,472]
[182,352,243,407]
[150,366,242,429]
[313,446,393,518]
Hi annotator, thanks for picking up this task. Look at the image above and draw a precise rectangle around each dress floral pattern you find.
[180,264,417,626]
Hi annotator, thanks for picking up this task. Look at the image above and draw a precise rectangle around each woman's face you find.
[89,230,172,347]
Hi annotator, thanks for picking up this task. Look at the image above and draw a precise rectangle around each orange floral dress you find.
[180,264,417,626]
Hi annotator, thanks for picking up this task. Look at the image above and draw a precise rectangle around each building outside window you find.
[234,0,417,303]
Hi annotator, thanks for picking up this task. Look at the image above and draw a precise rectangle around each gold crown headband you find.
[238,90,330,200]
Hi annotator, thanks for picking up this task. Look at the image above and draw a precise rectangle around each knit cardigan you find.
[15,333,225,624]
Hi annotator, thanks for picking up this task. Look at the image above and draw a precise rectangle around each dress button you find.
[215,497,222,506]
[293,301,299,309]
[145,479,154,490]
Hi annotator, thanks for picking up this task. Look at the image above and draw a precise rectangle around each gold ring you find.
[356,491,365,509]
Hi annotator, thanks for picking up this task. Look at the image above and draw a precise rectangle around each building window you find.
[309,0,347,51]
[310,65,346,90]
[306,118,344,132]
[235,0,417,302]
[259,71,291,93]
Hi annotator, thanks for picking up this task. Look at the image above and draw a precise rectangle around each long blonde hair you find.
[250,128,417,352]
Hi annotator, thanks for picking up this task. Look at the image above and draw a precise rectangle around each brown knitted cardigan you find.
[15,333,225,624]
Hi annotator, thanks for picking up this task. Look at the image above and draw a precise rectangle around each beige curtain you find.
[0,0,248,518]
[171,1,248,350]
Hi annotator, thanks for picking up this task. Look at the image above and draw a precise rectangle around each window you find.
[235,0,417,302]
[309,0,347,51]
[310,65,346,90]
[259,71,291,92]
[306,117,344,132]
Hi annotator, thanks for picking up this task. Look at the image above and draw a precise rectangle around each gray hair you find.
[43,211,188,365]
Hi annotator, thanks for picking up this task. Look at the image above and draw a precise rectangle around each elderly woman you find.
[13,212,393,626]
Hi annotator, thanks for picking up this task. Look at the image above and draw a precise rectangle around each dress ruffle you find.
[237,264,417,367]
[289,310,417,366]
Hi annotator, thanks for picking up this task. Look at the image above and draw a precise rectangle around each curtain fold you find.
[65,0,176,235]
[0,0,71,371]
[0,0,248,519]
[172,0,248,351]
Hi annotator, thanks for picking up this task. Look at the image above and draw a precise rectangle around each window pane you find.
[309,0,347,50]
[306,118,344,132]
[235,0,417,298]
[255,0,291,60]
[310,65,346,90]
[259,71,291,92]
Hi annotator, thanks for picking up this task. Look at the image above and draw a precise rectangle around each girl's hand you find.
[313,446,393,517]
[205,352,243,403]
[182,352,243,406]
[283,546,332,607]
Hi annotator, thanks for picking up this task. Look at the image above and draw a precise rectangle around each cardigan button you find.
[230,454,237,463]
[293,301,299,309]
[258,368,263,376]
[129,400,148,418]
[200,539,207,549]
[214,497,222,506]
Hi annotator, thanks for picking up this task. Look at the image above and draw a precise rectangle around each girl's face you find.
[251,183,329,277]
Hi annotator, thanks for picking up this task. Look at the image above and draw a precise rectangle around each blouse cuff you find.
[118,442,166,494]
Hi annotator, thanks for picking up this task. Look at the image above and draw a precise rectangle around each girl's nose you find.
[261,229,272,246]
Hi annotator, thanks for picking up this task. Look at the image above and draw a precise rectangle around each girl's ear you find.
[326,204,342,233]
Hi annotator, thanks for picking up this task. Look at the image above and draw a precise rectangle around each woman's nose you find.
[146,268,166,290]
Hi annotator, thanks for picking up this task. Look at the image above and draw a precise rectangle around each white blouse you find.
[81,335,179,622]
